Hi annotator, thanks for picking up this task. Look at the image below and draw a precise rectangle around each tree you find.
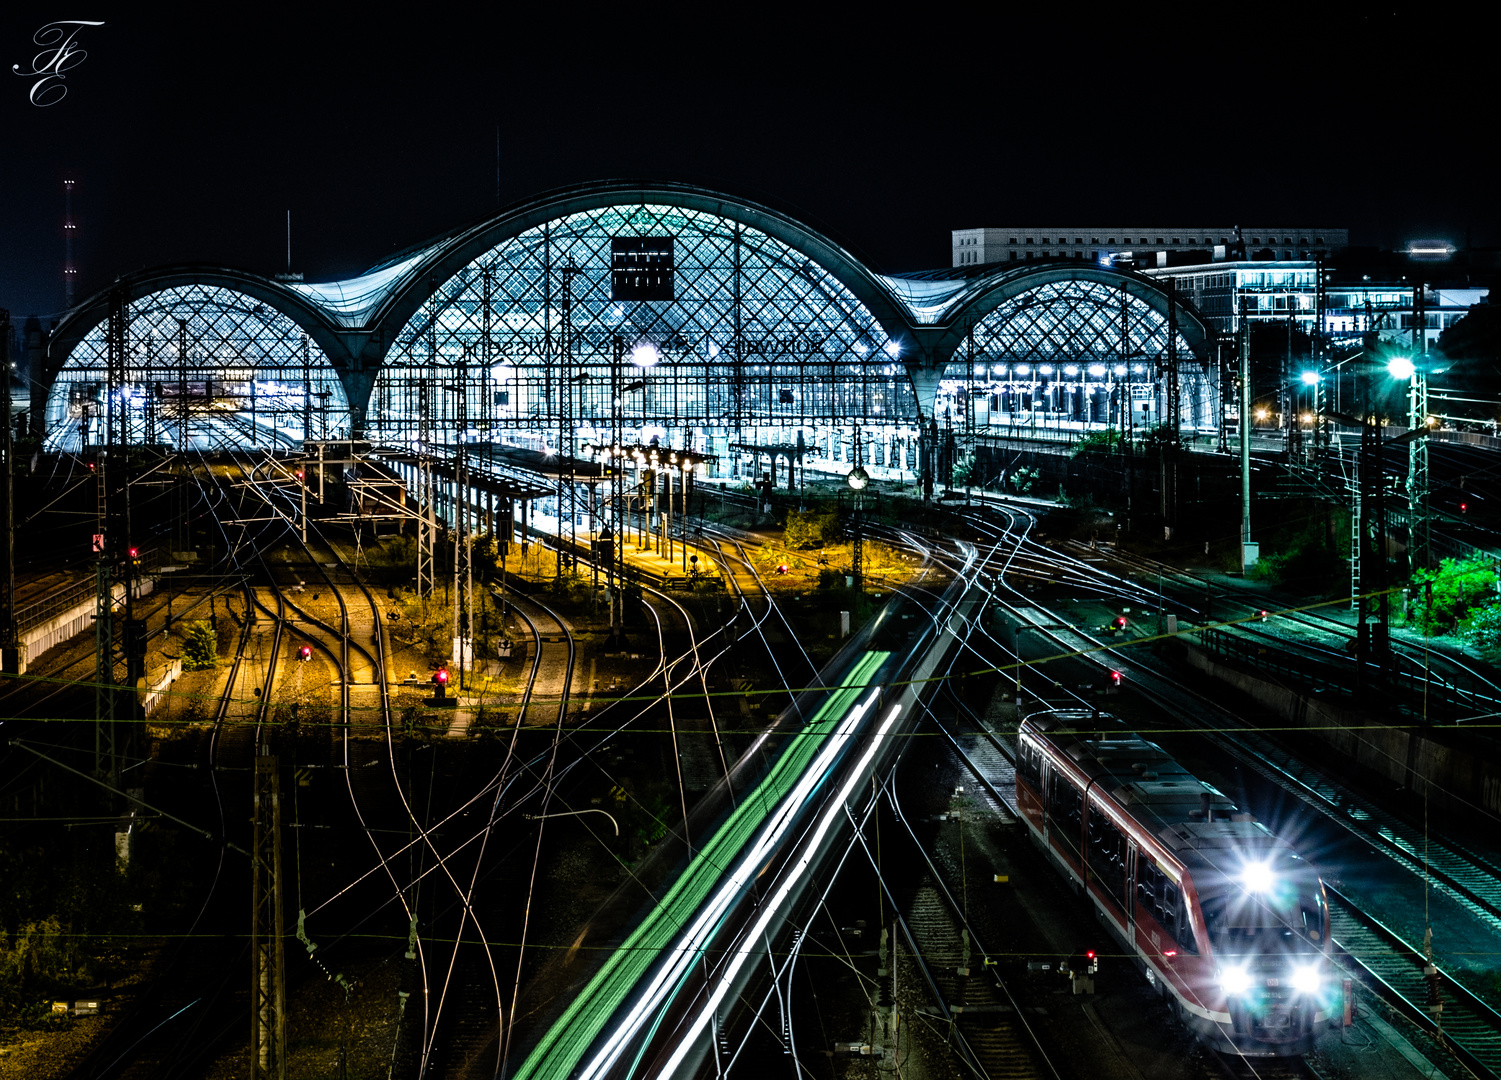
[183,619,217,670]
[1408,555,1499,636]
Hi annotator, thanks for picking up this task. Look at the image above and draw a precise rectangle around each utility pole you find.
[1,309,16,674]
[451,348,472,687]
[250,755,287,1080]
[557,266,581,577]
[1355,332,1389,686]
[1409,284,1431,570]
[1239,300,1255,571]
[106,287,127,448]
[1162,278,1179,539]
[416,378,435,601]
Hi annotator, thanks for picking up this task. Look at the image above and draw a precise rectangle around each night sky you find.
[1,7,1493,322]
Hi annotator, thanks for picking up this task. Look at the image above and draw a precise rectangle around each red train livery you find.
[1016,709,1333,1057]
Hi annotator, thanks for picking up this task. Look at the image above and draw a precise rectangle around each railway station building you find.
[32,182,1214,496]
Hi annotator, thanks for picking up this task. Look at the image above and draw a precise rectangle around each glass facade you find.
[45,283,349,453]
[365,203,910,464]
[937,279,1204,432]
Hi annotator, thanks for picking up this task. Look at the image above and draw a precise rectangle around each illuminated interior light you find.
[1088,364,1106,377]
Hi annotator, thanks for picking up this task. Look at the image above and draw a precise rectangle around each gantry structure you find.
[36,182,1215,488]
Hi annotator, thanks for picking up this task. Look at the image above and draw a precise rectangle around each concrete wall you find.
[17,575,157,673]
[1184,641,1501,817]
[141,656,182,717]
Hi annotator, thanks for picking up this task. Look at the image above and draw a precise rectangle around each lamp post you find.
[847,441,868,590]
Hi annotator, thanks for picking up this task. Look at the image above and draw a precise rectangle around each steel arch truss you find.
[45,284,352,454]
[937,278,1215,432]
[367,204,912,454]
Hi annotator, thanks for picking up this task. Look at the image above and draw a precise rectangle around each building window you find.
[1092,237,1099,243]
[1315,237,1324,244]
[1156,237,1164,244]
[1041,238,1050,244]
[1010,238,1017,245]
[1010,252,1019,260]
[1108,237,1116,243]
[1026,238,1034,244]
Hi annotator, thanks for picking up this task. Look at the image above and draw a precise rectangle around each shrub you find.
[182,620,217,670]
[1410,555,1500,636]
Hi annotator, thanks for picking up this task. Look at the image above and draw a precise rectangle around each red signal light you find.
[434,668,450,684]
[298,645,312,661]
[1086,950,1096,960]
[1113,616,1127,629]
[776,563,789,574]
[295,470,305,480]
[1110,670,1123,686]
[1259,609,1269,621]
[1461,502,1469,512]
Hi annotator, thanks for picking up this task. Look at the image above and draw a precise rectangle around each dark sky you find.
[1,6,1493,321]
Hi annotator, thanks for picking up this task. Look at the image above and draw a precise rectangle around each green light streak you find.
[513,650,890,1080]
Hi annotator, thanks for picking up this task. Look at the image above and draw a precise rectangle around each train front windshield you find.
[1200,874,1326,957]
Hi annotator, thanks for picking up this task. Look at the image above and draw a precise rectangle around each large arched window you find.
[368,203,911,459]
[938,278,1206,432]
[46,284,350,453]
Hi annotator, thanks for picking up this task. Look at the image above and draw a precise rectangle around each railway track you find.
[940,498,1501,1078]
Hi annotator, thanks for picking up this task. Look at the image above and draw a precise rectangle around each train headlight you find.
[1219,965,1253,996]
[1239,860,1275,893]
[1291,965,1321,995]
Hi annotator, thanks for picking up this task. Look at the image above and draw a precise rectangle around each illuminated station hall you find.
[33,182,1213,519]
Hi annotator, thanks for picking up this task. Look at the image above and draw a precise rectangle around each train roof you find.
[1023,708,1240,831]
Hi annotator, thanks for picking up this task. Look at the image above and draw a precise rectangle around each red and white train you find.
[1016,709,1333,1057]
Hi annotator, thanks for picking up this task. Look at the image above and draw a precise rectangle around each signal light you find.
[295,470,305,481]
[1258,609,1269,622]
[128,546,139,559]
[298,644,312,661]
[1461,502,1469,512]
[1086,950,1096,960]
[1110,670,1123,687]
[434,668,450,685]
[1112,615,1127,631]
[775,563,790,574]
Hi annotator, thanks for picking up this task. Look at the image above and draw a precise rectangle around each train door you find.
[1125,842,1138,944]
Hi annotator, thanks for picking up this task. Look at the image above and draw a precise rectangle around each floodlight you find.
[1388,356,1416,380]
[1300,371,1321,386]
[630,342,661,368]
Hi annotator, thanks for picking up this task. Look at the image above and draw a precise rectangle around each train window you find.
[1161,881,1178,933]
[1086,805,1127,911]
[1175,893,1200,954]
[1138,860,1159,910]
[1018,740,1040,786]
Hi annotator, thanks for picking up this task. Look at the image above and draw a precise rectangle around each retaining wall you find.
[1183,640,1501,817]
[17,576,157,673]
